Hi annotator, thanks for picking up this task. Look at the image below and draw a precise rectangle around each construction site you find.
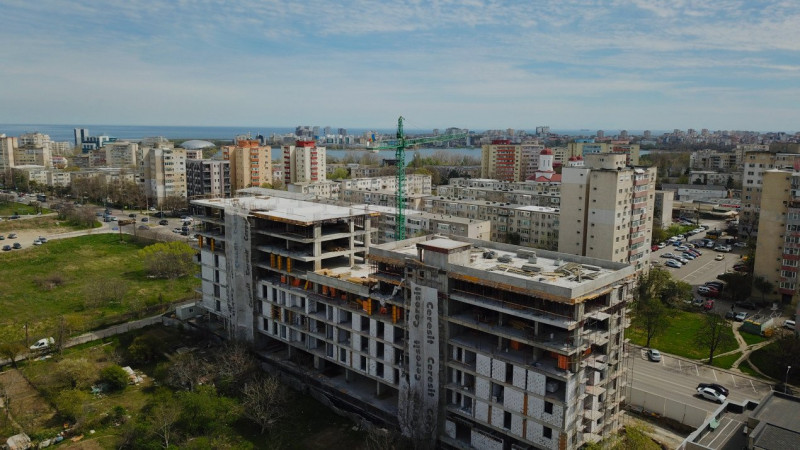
[191,195,638,449]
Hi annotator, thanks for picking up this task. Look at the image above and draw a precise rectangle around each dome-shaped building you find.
[180,139,215,150]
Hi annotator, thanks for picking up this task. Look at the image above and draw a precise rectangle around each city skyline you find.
[2,1,799,132]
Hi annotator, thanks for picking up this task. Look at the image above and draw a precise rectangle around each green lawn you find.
[738,361,763,379]
[0,234,199,343]
[628,310,739,360]
[740,331,768,346]
[711,352,741,369]
[0,201,51,216]
[749,342,800,385]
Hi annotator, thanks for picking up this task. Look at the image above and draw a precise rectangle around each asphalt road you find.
[628,343,773,414]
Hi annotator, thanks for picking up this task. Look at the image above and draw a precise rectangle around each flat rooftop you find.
[425,196,560,213]
[375,235,633,294]
[352,204,488,225]
[192,196,372,224]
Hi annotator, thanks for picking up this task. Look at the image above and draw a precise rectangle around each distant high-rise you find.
[74,128,88,147]
[283,140,326,185]
[643,130,652,139]
[222,140,273,190]
[597,130,604,139]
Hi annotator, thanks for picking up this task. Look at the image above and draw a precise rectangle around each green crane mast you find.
[369,116,467,241]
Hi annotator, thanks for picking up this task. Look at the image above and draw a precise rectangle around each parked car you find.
[715,254,725,261]
[735,301,757,310]
[12,242,21,249]
[733,264,749,273]
[725,310,736,320]
[658,242,667,249]
[675,245,689,252]
[664,259,682,268]
[734,242,748,248]
[714,245,732,252]
[159,219,169,226]
[8,233,16,239]
[703,299,715,310]
[32,239,42,246]
[697,387,727,403]
[651,245,660,251]
[1,245,10,251]
[647,349,662,362]
[734,311,749,322]
[661,252,677,259]
[697,383,730,397]
[705,281,725,291]
[38,236,47,243]
[784,319,796,330]
[173,227,182,234]
[141,217,149,222]
[128,213,136,218]
[676,257,690,264]
[681,252,696,260]
[30,337,55,351]
[698,286,719,297]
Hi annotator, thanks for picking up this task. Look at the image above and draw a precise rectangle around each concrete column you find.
[287,345,294,359]
[345,368,352,382]
[314,355,323,370]
[376,380,385,397]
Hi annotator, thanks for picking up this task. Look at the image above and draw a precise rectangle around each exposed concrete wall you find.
[628,386,708,428]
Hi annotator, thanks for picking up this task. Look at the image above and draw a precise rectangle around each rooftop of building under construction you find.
[192,196,375,224]
[371,235,635,301]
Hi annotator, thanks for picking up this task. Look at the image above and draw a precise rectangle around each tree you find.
[0,342,26,368]
[165,352,209,392]
[329,167,350,180]
[53,357,95,389]
[139,241,196,279]
[161,195,188,212]
[632,269,677,347]
[753,276,774,305]
[177,385,240,435]
[147,391,182,449]
[211,342,256,395]
[128,334,164,364]
[100,364,130,391]
[718,272,752,303]
[695,313,735,365]
[54,389,93,423]
[241,375,288,434]
[83,278,128,308]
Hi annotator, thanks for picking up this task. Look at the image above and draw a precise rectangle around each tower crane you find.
[368,116,467,241]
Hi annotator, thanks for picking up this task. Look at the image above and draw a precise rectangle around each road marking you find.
[713,369,718,381]
[695,364,700,376]
[678,359,682,371]
[731,373,737,387]
[750,380,757,393]
[708,419,742,447]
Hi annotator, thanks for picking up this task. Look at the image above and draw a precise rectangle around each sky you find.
[1,0,799,132]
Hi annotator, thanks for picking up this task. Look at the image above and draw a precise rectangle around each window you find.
[544,401,553,414]
[543,426,552,439]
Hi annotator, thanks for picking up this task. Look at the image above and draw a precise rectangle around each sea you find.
[0,123,656,163]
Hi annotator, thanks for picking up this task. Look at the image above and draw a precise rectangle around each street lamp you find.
[786,366,792,394]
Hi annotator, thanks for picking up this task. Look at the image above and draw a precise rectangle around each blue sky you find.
[1,0,799,132]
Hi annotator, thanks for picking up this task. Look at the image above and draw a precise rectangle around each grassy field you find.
[0,215,96,234]
[0,233,199,343]
[710,352,741,369]
[628,310,738,360]
[749,342,800,385]
[738,361,762,379]
[0,201,51,216]
[740,331,768,346]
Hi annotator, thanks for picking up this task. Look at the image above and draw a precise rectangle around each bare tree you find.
[148,397,181,448]
[695,313,735,365]
[241,375,288,434]
[365,426,411,450]
[83,278,128,308]
[212,342,256,389]
[166,352,209,392]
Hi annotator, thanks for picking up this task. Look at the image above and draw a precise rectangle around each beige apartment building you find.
[558,153,656,272]
[740,149,800,237]
[104,141,138,168]
[222,140,273,191]
[753,169,799,303]
[283,140,326,185]
[0,135,16,171]
[138,147,187,206]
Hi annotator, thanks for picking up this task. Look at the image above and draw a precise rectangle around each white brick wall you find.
[512,365,527,389]
[471,429,504,450]
[492,359,507,382]
[491,404,505,428]
[527,370,547,395]
[476,354,492,377]
[504,387,525,413]
[511,414,525,437]
[352,314,362,331]
[445,420,456,439]
[475,377,491,400]
[475,400,489,422]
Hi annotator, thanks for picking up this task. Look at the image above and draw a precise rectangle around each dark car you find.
[128,213,137,218]
[12,242,21,249]
[141,217,149,222]
[697,383,729,397]
[9,214,20,219]
[153,212,166,218]
[159,219,169,226]
[1,245,10,251]
[705,281,725,290]
[735,301,757,310]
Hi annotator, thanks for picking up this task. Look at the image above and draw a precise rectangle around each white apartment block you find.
[354,204,490,242]
[287,180,340,198]
[558,153,656,271]
[740,150,800,236]
[339,174,431,196]
[283,140,326,184]
[438,178,561,208]
[0,135,16,171]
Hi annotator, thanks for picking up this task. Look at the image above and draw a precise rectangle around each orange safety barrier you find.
[270,254,276,268]
[291,278,301,287]
[210,238,215,252]
[277,256,282,271]
[510,340,520,351]
[280,275,286,283]
[364,300,372,315]
[322,285,329,295]
[379,306,388,315]
[330,288,336,297]
[557,355,569,370]
[287,258,292,273]
[392,306,398,323]
[197,236,203,247]
[304,280,310,290]
[583,347,592,356]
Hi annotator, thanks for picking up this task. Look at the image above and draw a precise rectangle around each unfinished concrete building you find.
[191,196,635,448]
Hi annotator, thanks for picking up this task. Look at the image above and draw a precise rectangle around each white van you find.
[784,320,796,330]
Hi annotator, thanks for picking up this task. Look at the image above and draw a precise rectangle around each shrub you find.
[100,364,130,391]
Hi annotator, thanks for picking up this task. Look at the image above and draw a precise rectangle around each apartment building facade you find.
[186,159,230,199]
[424,197,560,249]
[191,200,635,448]
[138,147,187,206]
[753,169,799,303]
[222,140,273,191]
[0,135,16,171]
[437,178,561,208]
[104,141,139,168]
[283,140,326,185]
[558,153,656,271]
[740,150,800,237]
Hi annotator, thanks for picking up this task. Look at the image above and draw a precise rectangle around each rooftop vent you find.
[483,251,497,259]
[497,255,512,263]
